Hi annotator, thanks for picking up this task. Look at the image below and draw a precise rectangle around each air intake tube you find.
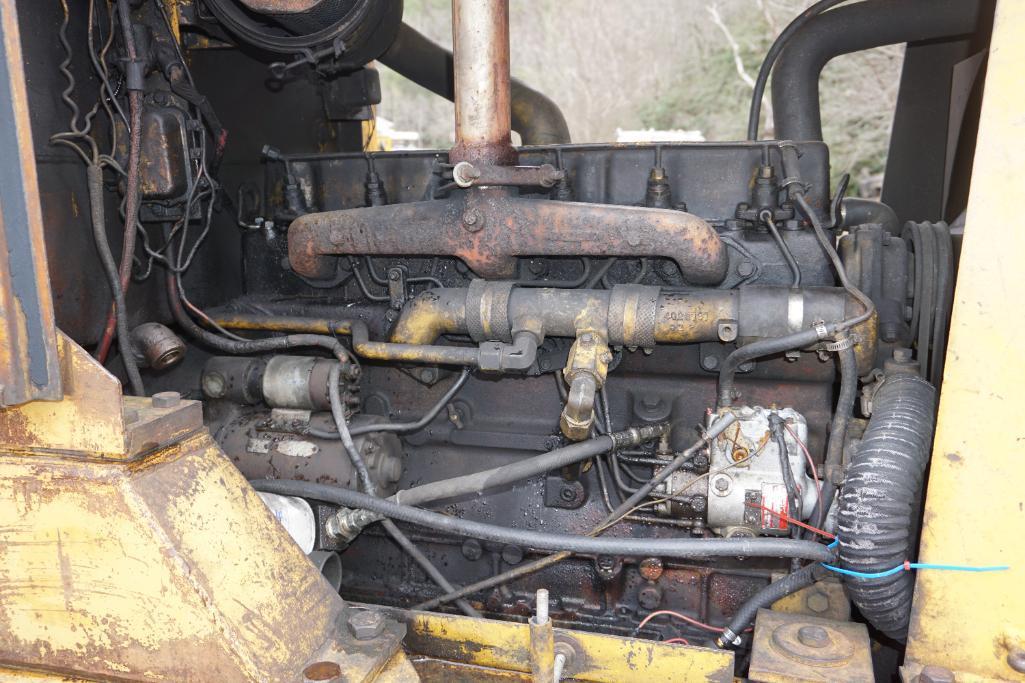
[836,371,936,640]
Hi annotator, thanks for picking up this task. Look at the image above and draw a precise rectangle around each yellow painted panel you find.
[905,1,1025,679]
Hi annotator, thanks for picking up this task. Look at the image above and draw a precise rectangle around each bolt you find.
[461,209,482,232]
[917,665,955,683]
[797,625,831,649]
[1008,649,1025,674]
[805,591,830,614]
[534,588,550,624]
[419,367,437,383]
[639,557,664,582]
[736,260,755,277]
[714,477,730,492]
[347,609,385,641]
[689,494,707,512]
[151,391,181,408]
[302,661,342,682]
[501,544,524,565]
[388,269,400,281]
[701,355,720,371]
[461,538,483,561]
[559,487,576,502]
[553,651,567,683]
[202,372,226,398]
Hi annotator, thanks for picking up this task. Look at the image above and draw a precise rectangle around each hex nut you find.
[151,391,181,408]
[347,610,385,641]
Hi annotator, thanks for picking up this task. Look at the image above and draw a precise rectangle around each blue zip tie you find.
[820,561,1010,579]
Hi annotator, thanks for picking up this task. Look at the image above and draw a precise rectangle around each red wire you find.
[637,610,726,634]
[784,422,822,514]
[663,637,690,645]
[743,501,835,539]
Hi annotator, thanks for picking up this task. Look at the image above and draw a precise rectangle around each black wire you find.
[747,0,849,140]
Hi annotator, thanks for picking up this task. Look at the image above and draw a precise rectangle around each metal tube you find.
[450,0,515,165]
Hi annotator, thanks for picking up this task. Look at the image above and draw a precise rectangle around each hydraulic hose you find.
[251,479,836,563]
[822,343,857,489]
[87,165,144,396]
[330,423,671,536]
[326,363,481,619]
[836,372,936,640]
[771,0,982,141]
[97,0,143,364]
[716,564,818,647]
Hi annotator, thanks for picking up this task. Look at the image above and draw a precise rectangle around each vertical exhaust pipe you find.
[450,0,516,165]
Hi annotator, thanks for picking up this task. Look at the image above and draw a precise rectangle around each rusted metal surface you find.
[450,0,515,166]
[287,193,728,283]
[0,0,61,407]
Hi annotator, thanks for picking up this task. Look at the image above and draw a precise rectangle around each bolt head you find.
[805,591,830,613]
[302,661,342,682]
[151,391,181,408]
[917,665,955,683]
[736,260,755,277]
[1007,649,1025,674]
[639,557,664,581]
[796,624,831,648]
[714,477,730,492]
[701,355,720,371]
[347,610,385,640]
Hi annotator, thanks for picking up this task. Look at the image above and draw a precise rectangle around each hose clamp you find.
[825,333,860,352]
[811,319,828,340]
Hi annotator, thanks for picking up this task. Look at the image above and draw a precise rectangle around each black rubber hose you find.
[251,479,835,562]
[841,198,899,234]
[836,372,936,640]
[772,0,982,141]
[326,363,481,619]
[717,327,826,407]
[716,565,818,647]
[335,423,670,533]
[87,165,145,396]
[822,343,858,494]
[163,270,351,363]
[746,0,847,140]
[380,23,571,145]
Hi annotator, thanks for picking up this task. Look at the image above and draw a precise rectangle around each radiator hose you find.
[836,371,936,640]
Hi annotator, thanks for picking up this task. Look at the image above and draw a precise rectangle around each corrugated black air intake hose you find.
[836,372,936,640]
